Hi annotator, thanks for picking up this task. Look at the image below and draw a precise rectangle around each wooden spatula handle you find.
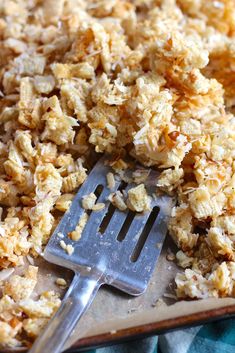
[28,272,102,353]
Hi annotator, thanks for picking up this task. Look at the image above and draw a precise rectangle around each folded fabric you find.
[82,318,235,353]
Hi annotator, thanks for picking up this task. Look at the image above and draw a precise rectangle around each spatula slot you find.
[94,184,104,199]
[99,203,116,234]
[118,181,128,192]
[117,210,135,242]
[99,181,127,234]
[130,206,160,262]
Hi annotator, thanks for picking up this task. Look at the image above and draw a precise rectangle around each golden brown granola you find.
[0,0,235,346]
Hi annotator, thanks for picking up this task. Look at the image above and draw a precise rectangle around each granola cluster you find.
[0,266,60,346]
[0,0,235,346]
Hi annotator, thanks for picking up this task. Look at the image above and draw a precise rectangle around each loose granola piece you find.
[55,194,74,212]
[68,213,88,241]
[127,184,151,212]
[1,0,235,346]
[60,240,74,255]
[59,240,66,249]
[106,172,116,190]
[57,232,64,239]
[82,193,97,210]
[55,278,67,287]
[108,191,127,211]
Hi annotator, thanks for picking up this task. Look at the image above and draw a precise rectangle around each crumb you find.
[55,278,67,287]
[57,232,64,238]
[152,298,166,308]
[127,306,141,313]
[66,245,74,256]
[59,240,67,251]
[108,191,127,211]
[166,249,176,261]
[68,213,88,241]
[106,172,116,190]
[0,0,235,346]
[59,240,74,255]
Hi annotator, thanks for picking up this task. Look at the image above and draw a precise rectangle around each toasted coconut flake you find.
[0,269,15,282]
[0,0,235,346]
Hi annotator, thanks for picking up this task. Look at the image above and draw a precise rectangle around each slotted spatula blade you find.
[29,156,174,353]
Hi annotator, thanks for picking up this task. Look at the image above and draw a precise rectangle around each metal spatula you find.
[29,156,174,353]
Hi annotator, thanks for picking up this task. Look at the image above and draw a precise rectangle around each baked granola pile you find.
[0,0,235,346]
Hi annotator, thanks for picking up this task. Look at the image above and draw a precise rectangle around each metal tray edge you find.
[67,303,235,352]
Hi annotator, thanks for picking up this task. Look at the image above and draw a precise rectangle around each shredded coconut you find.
[0,0,235,346]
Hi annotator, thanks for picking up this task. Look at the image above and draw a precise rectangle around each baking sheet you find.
[25,235,235,351]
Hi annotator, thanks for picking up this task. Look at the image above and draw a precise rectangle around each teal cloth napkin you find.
[83,318,235,353]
